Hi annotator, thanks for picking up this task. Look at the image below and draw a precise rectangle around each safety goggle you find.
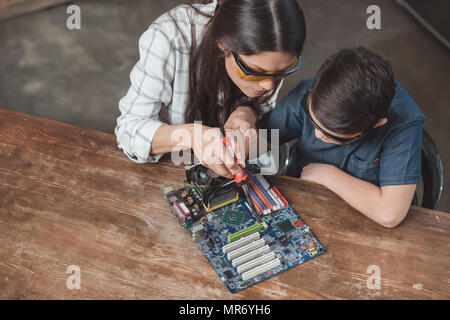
[232,51,302,82]
[302,89,372,145]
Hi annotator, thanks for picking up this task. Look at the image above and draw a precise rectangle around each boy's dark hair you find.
[310,47,395,135]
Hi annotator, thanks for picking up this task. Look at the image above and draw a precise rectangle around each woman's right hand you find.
[190,125,244,179]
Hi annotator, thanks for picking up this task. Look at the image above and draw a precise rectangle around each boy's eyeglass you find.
[232,51,302,82]
[301,89,368,145]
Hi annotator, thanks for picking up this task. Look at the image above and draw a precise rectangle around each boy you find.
[259,47,425,228]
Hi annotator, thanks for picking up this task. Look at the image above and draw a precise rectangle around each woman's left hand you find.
[224,106,258,164]
[224,106,258,132]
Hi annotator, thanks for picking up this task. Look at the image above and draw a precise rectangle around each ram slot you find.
[271,187,288,207]
[227,239,266,260]
[254,174,271,191]
[249,178,276,212]
[236,252,276,274]
[222,232,260,254]
[248,173,278,211]
[265,189,281,211]
[268,189,284,208]
[231,245,270,267]
[250,193,264,214]
[249,183,271,215]
[249,179,274,212]
[241,258,281,281]
[247,184,269,214]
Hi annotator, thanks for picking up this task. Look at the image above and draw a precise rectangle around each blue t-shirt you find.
[259,78,425,186]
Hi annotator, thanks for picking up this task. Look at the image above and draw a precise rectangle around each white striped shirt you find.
[115,0,283,163]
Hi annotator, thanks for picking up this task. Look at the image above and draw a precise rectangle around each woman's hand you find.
[190,125,244,179]
[224,106,258,163]
[224,106,258,132]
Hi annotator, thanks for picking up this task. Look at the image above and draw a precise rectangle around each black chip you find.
[277,220,295,234]
[223,270,234,280]
[279,234,290,245]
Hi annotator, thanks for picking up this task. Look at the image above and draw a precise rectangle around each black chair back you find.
[415,130,444,209]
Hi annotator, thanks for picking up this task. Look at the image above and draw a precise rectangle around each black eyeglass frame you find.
[301,89,372,145]
[231,51,303,78]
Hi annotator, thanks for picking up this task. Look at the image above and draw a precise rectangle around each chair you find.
[277,129,444,210]
[414,130,444,209]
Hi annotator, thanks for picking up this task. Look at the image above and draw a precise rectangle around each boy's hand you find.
[301,162,416,228]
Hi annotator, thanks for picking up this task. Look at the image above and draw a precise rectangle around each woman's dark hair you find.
[310,47,396,135]
[175,0,306,127]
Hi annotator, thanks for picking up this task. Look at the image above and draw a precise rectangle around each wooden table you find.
[0,108,449,300]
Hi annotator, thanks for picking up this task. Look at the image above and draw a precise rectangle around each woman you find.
[115,0,306,178]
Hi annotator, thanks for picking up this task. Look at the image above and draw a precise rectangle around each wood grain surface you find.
[0,108,449,299]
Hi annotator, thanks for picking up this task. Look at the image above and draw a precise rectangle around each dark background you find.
[0,0,449,211]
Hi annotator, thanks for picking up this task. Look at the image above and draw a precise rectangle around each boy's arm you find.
[300,163,416,228]
[302,117,423,228]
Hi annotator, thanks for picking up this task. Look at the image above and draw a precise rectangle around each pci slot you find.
[222,232,260,254]
[231,245,270,267]
[241,258,281,281]
[227,239,266,260]
[227,221,267,243]
[236,252,276,274]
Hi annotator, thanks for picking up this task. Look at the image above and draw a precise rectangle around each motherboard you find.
[164,163,326,293]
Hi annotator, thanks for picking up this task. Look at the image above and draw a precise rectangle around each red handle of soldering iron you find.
[222,136,248,184]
